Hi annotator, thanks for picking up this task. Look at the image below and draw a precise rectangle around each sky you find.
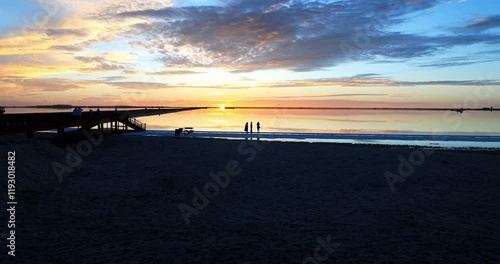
[0,0,499,108]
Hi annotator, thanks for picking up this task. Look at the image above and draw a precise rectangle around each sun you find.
[220,104,225,110]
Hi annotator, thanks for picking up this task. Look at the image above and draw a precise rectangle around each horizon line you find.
[3,105,499,112]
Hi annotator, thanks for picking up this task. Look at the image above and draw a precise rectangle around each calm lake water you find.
[137,108,500,135]
[6,107,500,148]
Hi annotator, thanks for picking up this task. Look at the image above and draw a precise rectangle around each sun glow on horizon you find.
[0,0,499,108]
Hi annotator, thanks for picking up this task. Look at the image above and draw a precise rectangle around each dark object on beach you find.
[257,122,260,132]
[0,106,5,115]
[183,127,194,136]
[96,108,101,116]
[175,128,183,136]
[250,122,253,133]
[244,122,248,133]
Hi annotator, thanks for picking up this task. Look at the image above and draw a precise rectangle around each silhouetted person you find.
[257,122,260,132]
[96,108,101,117]
[244,122,248,133]
[250,122,253,133]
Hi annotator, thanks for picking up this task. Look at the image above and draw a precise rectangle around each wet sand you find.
[1,134,499,263]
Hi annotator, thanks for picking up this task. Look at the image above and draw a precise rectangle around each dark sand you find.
[1,134,499,263]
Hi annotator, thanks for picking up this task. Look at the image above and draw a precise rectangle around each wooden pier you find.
[0,108,199,137]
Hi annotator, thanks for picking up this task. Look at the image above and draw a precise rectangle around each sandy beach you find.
[1,134,499,263]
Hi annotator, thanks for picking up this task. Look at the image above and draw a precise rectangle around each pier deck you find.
[0,108,199,137]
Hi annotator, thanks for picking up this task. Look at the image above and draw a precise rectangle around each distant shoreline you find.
[3,105,499,112]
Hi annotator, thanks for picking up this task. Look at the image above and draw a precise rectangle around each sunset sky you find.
[1,0,499,108]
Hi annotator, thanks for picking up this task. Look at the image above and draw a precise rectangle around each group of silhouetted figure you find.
[244,121,260,134]
[72,107,84,117]
[89,108,102,117]
[73,107,102,118]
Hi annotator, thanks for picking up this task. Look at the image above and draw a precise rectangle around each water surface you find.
[139,108,500,135]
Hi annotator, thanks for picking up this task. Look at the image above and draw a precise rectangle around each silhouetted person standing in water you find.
[250,122,253,133]
[257,122,260,132]
[244,122,248,133]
